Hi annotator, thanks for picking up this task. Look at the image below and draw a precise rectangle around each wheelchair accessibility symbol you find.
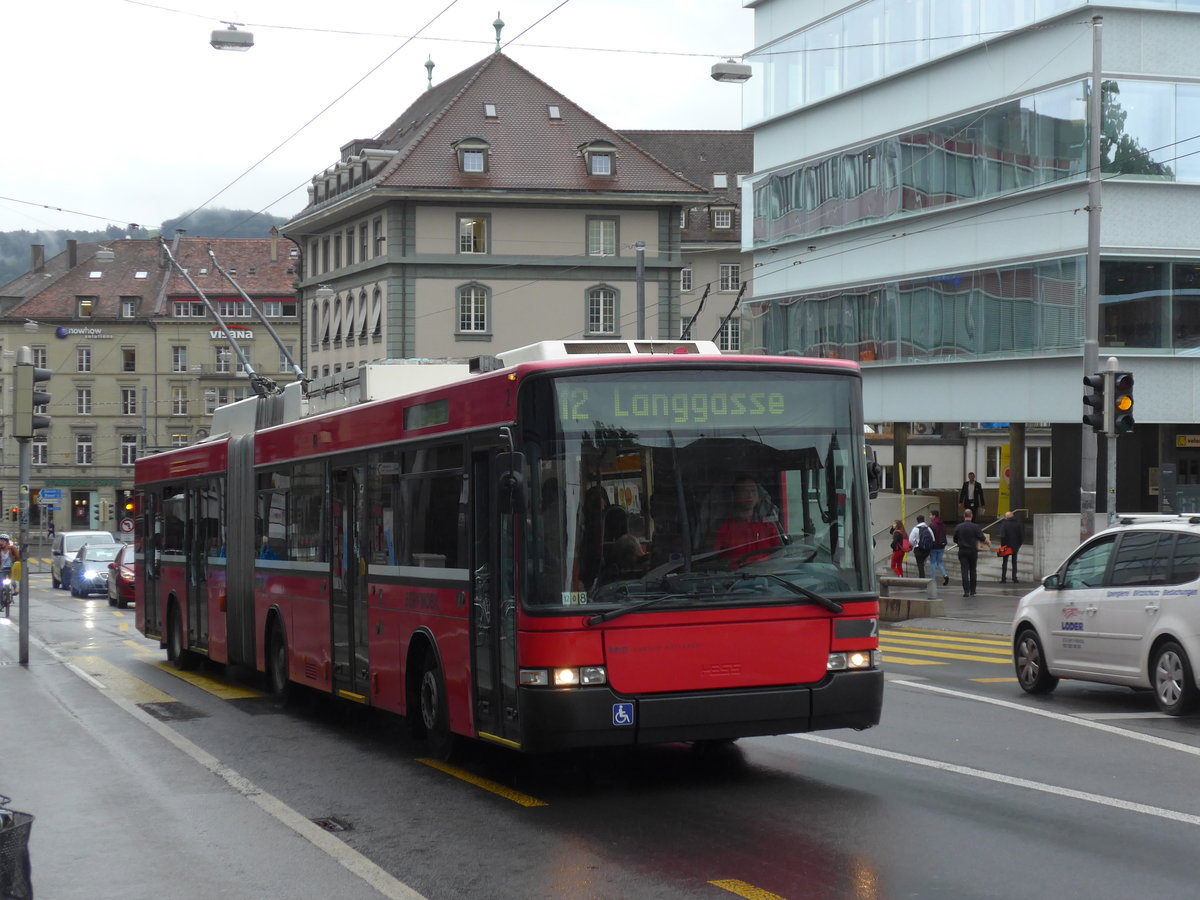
[612,703,634,726]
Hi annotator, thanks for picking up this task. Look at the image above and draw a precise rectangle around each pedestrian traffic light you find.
[13,361,52,439]
[1113,371,1134,433]
[1083,372,1109,434]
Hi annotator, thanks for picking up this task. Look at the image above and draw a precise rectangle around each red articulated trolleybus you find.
[135,340,883,755]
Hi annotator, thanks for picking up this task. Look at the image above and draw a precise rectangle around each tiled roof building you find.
[285,52,747,372]
[0,235,300,532]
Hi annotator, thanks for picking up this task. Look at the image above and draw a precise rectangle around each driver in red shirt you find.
[715,476,782,565]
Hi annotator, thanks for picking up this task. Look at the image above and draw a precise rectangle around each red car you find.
[107,543,135,609]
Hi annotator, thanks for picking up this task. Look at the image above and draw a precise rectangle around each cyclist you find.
[0,534,18,615]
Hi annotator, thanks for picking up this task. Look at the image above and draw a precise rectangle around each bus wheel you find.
[167,606,198,671]
[418,652,458,761]
[267,621,291,704]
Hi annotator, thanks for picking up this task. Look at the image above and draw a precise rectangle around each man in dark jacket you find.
[952,509,990,597]
[998,510,1024,583]
[960,472,986,519]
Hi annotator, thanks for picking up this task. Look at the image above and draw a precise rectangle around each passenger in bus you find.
[258,536,281,560]
[596,533,648,586]
[715,475,783,565]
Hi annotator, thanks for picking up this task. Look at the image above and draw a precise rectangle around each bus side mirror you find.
[866,450,882,500]
[496,452,528,515]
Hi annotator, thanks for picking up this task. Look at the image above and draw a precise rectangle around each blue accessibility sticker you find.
[612,702,634,726]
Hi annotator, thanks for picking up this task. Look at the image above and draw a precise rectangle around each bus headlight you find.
[827,650,881,671]
[519,666,608,687]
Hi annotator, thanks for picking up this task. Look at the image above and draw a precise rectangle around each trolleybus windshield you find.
[524,369,871,609]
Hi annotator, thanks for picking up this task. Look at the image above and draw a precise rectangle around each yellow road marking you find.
[881,636,1009,658]
[710,879,785,900]
[417,759,548,807]
[881,630,1009,648]
[118,622,129,632]
[971,677,1019,683]
[879,645,1009,664]
[880,655,948,666]
[151,660,265,700]
[73,655,176,704]
[125,639,153,652]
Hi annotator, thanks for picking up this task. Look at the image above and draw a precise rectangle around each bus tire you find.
[167,605,198,671]
[418,651,458,761]
[267,620,291,704]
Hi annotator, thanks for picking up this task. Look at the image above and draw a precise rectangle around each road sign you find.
[44,506,60,512]
[40,488,61,501]
[119,518,135,534]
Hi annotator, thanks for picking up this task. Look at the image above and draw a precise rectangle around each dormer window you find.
[454,137,490,174]
[712,207,734,229]
[579,140,617,177]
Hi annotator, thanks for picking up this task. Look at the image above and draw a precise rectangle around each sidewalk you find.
[887,576,1027,636]
[0,619,416,900]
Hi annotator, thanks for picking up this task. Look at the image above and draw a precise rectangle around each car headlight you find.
[519,666,608,687]
[83,569,100,580]
[827,649,883,671]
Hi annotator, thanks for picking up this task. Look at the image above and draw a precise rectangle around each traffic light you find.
[13,361,52,439]
[9,508,17,522]
[1113,371,1134,433]
[1083,372,1109,434]
[99,500,110,521]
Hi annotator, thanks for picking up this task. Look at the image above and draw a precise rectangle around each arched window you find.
[457,284,490,335]
[586,286,618,335]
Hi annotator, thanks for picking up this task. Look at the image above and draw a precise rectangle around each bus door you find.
[185,482,211,654]
[141,489,163,639]
[331,466,368,700]
[470,450,521,747]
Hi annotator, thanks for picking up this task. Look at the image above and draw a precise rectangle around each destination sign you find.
[558,385,786,427]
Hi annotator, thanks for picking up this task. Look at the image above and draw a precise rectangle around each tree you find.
[1101,80,1174,178]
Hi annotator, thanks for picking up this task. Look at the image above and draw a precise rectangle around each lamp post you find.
[211,22,254,51]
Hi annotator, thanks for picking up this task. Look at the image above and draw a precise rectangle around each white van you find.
[1012,514,1200,716]
[52,530,116,589]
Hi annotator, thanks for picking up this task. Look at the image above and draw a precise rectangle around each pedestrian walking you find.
[998,510,1024,583]
[929,509,949,586]
[959,472,986,520]
[908,515,934,579]
[952,509,990,597]
[888,519,907,576]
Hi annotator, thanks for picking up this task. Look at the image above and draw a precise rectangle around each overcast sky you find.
[1,0,753,235]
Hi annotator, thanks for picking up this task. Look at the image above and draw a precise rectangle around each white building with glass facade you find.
[741,0,1200,517]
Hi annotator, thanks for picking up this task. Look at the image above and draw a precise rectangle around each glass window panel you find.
[1171,535,1200,583]
[1101,261,1168,348]
[930,0,979,54]
[981,0,1036,34]
[1110,531,1172,587]
[1102,80,1175,178]
[1173,262,1200,349]
[1175,84,1200,182]
[884,0,929,73]
[843,2,884,90]
[805,18,842,104]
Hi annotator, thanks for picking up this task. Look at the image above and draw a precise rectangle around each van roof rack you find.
[1115,514,1200,526]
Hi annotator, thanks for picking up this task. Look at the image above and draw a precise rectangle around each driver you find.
[0,533,20,574]
[715,476,782,565]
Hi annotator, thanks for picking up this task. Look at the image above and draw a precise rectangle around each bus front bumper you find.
[514,669,883,753]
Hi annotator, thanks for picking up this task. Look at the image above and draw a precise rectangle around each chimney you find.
[270,226,279,262]
[31,244,45,273]
[68,239,78,267]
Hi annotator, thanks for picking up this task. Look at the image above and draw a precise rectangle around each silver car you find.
[1012,515,1200,716]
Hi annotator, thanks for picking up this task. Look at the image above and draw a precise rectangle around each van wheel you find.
[1014,628,1058,694]
[1152,642,1199,716]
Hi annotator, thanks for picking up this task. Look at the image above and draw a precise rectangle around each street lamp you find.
[211,22,254,51]
[711,59,752,83]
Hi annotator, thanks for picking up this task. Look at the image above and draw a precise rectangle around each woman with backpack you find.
[908,515,934,579]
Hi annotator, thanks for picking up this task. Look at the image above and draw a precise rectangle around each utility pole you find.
[1081,15,1103,541]
[12,345,52,666]
[635,241,646,339]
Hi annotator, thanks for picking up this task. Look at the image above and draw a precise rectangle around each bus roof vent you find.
[498,340,720,365]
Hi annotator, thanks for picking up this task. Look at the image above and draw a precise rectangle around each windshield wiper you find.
[740,572,843,613]
[585,593,687,626]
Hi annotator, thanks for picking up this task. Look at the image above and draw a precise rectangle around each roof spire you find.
[493,12,504,52]
[424,54,435,91]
